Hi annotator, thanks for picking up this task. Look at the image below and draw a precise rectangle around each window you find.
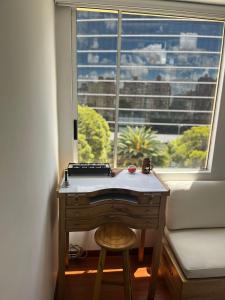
[74,8,224,170]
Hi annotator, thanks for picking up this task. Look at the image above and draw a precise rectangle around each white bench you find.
[160,181,225,300]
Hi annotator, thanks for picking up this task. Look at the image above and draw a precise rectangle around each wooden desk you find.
[57,170,169,300]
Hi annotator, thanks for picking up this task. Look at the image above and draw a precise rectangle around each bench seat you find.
[165,227,225,279]
[160,180,225,300]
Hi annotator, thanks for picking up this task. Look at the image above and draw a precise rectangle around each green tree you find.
[78,133,94,162]
[78,105,111,162]
[117,126,169,167]
[167,126,210,168]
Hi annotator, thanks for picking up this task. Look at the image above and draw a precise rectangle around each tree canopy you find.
[78,105,111,162]
[77,106,209,169]
[117,126,169,167]
[167,126,210,168]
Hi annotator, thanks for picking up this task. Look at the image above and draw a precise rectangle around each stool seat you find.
[95,223,136,251]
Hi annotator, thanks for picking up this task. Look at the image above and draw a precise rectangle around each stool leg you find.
[93,248,106,300]
[65,232,69,268]
[122,249,133,300]
[138,229,146,263]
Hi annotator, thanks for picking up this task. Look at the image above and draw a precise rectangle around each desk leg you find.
[65,232,69,268]
[138,229,146,263]
[147,229,162,300]
[147,195,166,300]
[58,196,66,300]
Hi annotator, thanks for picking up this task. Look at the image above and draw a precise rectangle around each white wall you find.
[0,1,58,300]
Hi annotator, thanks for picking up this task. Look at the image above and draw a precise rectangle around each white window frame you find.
[55,0,225,181]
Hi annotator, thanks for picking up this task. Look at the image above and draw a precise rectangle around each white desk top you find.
[59,170,168,194]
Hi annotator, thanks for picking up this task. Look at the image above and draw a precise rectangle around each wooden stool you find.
[93,223,136,300]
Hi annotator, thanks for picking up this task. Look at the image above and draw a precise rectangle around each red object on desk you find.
[127,165,137,173]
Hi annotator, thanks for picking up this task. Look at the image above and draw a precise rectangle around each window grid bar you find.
[78,64,116,68]
[91,107,213,113]
[77,50,117,53]
[122,18,223,22]
[121,50,221,54]
[122,34,222,39]
[119,94,214,99]
[108,121,210,126]
[77,64,219,69]
[77,50,220,54]
[119,80,216,85]
[72,9,78,163]
[78,93,116,96]
[77,18,222,23]
[78,79,216,84]
[77,34,117,37]
[78,93,214,99]
[120,66,219,70]
[78,79,116,82]
[113,11,122,168]
[77,34,222,39]
[77,18,118,22]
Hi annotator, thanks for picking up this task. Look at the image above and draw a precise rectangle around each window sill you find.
[155,168,213,181]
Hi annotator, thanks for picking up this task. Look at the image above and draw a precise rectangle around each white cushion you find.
[165,227,225,279]
[166,181,225,230]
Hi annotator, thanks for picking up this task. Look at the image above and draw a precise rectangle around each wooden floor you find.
[62,251,172,300]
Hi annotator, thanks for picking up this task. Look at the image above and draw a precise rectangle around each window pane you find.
[77,20,117,35]
[77,67,116,80]
[119,97,214,111]
[118,110,212,125]
[78,53,117,65]
[122,15,223,36]
[75,8,224,170]
[121,53,220,67]
[77,37,117,50]
[76,9,117,164]
[119,82,216,97]
[77,10,117,20]
[118,123,209,135]
[78,82,116,94]
[120,68,218,81]
[78,95,116,108]
[121,37,222,52]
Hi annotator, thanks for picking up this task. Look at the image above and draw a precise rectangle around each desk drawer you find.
[66,202,159,219]
[66,194,88,206]
[66,193,161,207]
[65,201,160,231]
[66,215,159,231]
